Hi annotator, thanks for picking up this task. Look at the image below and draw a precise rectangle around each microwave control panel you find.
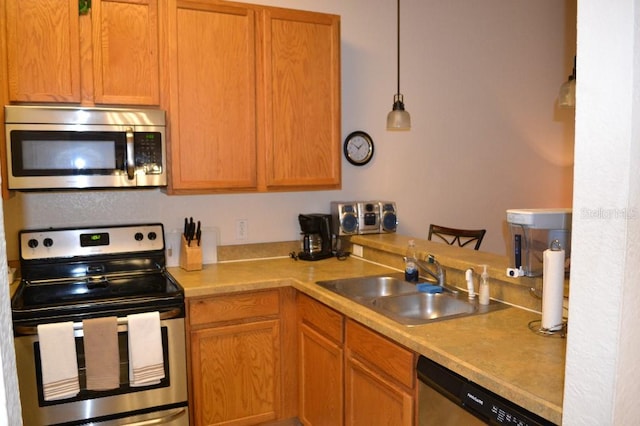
[135,132,163,174]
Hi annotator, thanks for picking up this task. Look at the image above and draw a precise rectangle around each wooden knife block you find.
[180,236,202,271]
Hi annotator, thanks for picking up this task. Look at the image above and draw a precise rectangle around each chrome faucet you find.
[415,254,447,288]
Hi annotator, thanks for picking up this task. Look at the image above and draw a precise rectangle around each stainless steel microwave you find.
[4,105,167,190]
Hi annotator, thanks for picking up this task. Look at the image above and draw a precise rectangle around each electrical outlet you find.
[352,244,364,257]
[236,219,248,240]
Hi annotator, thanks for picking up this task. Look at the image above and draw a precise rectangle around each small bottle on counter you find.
[405,240,419,282]
[479,264,490,305]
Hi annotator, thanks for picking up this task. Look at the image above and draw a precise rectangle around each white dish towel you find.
[37,322,80,401]
[127,312,165,387]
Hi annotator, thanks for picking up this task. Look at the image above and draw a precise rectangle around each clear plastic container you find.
[404,240,419,282]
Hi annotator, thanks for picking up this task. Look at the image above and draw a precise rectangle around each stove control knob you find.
[43,238,53,248]
[27,238,38,248]
[134,232,144,241]
[148,232,157,241]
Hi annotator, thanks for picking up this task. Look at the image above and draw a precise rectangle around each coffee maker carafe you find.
[298,213,333,261]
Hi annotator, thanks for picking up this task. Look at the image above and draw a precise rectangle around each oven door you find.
[14,317,188,426]
[6,125,166,190]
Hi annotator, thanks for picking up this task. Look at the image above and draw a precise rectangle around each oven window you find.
[11,130,125,176]
[34,327,170,406]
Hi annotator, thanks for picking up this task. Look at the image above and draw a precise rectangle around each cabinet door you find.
[6,0,81,102]
[190,319,281,426]
[345,320,416,426]
[92,0,160,105]
[167,1,257,192]
[345,356,414,426]
[299,323,343,425]
[298,293,344,426]
[261,8,341,190]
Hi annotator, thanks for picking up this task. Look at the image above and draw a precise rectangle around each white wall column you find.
[564,0,640,424]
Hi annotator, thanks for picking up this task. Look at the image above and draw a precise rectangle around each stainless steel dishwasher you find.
[417,356,556,426]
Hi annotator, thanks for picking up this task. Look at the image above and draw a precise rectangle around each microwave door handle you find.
[126,127,135,180]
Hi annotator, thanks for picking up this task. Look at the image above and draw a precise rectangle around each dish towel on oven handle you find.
[83,316,120,390]
[37,322,80,401]
[127,311,165,387]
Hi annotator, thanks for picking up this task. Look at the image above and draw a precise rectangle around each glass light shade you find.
[558,78,576,108]
[387,94,411,130]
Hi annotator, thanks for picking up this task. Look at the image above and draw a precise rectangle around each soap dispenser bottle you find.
[479,264,490,305]
[404,240,419,282]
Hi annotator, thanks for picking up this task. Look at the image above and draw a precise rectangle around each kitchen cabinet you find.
[345,319,417,426]
[4,0,161,105]
[261,7,341,190]
[186,288,297,426]
[297,293,344,426]
[165,0,341,193]
[296,295,417,426]
[166,0,258,191]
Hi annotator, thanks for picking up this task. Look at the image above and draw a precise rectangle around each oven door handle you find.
[113,407,188,426]
[14,308,182,336]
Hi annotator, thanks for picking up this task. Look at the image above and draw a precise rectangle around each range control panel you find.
[19,224,165,261]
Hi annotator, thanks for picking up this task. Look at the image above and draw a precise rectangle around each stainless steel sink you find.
[317,275,418,300]
[371,293,477,325]
[316,273,505,326]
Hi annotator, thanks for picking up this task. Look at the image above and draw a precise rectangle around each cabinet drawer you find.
[189,289,280,326]
[297,293,344,344]
[346,319,415,389]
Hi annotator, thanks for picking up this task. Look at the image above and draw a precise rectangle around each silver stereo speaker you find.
[379,201,398,233]
[331,202,359,235]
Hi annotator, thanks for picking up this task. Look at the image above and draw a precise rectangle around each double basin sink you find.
[316,273,505,326]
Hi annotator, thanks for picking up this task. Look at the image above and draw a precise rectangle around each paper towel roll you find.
[542,248,565,331]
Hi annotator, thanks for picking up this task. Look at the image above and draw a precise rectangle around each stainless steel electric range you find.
[11,223,188,426]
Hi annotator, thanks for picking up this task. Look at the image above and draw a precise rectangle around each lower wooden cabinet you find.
[296,293,417,426]
[187,288,297,426]
[345,320,416,426]
[297,293,344,426]
[187,289,416,425]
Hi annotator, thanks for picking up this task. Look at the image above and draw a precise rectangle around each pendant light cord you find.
[396,0,401,95]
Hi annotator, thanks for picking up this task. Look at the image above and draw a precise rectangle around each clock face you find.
[344,131,374,166]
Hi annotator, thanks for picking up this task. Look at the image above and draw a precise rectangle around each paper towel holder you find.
[528,239,568,337]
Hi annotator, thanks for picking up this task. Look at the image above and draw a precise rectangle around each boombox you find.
[331,201,397,235]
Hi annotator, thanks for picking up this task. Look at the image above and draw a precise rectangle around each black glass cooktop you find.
[11,271,184,325]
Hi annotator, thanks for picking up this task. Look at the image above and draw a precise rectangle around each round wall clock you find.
[343,131,374,166]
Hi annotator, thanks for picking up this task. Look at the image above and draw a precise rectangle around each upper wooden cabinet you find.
[165,0,341,193]
[4,0,160,105]
[262,7,341,190]
[166,1,258,191]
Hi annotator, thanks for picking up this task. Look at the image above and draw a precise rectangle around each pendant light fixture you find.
[386,0,411,130]
[558,56,576,108]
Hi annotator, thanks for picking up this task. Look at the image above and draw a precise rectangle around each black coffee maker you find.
[298,213,333,261]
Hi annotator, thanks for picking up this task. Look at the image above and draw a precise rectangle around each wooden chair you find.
[428,224,486,250]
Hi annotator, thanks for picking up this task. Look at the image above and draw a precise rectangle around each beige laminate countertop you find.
[169,255,565,425]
